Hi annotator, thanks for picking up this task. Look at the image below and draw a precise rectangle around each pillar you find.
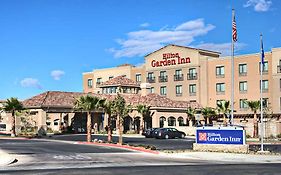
[37,109,47,136]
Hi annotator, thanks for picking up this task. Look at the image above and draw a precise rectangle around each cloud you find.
[20,78,42,89]
[244,0,272,12]
[51,70,65,80]
[194,42,247,56]
[140,23,150,27]
[108,18,215,58]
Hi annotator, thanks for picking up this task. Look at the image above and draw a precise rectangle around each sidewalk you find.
[0,149,16,166]
[162,151,281,163]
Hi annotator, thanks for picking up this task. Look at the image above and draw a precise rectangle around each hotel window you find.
[109,76,114,80]
[239,64,247,76]
[189,84,196,95]
[87,79,93,88]
[159,116,165,128]
[159,71,168,82]
[147,72,155,83]
[216,66,225,77]
[259,61,268,73]
[168,116,176,126]
[96,78,102,85]
[278,60,281,73]
[136,74,141,83]
[260,80,268,92]
[239,99,248,109]
[150,87,155,93]
[188,68,197,80]
[216,83,225,93]
[178,117,185,126]
[239,81,247,92]
[176,85,182,96]
[262,98,269,108]
[280,79,281,90]
[160,86,167,96]
[174,69,183,81]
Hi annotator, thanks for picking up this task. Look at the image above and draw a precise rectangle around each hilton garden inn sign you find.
[196,126,246,145]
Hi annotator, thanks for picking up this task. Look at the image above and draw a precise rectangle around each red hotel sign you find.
[151,53,191,67]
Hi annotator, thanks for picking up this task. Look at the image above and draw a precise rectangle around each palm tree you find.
[247,100,260,138]
[2,97,23,137]
[102,100,114,142]
[201,107,216,125]
[186,107,196,126]
[112,94,132,145]
[74,95,104,142]
[136,104,151,132]
[217,100,231,125]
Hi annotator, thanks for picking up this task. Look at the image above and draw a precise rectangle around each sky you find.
[0,0,280,100]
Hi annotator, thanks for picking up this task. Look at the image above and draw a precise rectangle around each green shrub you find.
[246,134,252,138]
[125,130,138,134]
[276,133,281,138]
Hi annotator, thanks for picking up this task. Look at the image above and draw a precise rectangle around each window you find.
[280,79,281,89]
[159,71,168,82]
[150,87,155,93]
[216,66,225,77]
[178,117,184,126]
[136,74,141,82]
[262,98,269,108]
[239,81,247,92]
[160,86,167,95]
[176,85,182,96]
[216,83,225,93]
[87,79,93,88]
[188,68,197,80]
[239,99,248,109]
[259,61,268,73]
[261,80,268,92]
[168,117,176,126]
[159,116,165,128]
[174,69,183,81]
[97,78,102,85]
[189,84,196,95]
[147,72,155,83]
[0,124,6,131]
[109,76,114,80]
[239,64,247,76]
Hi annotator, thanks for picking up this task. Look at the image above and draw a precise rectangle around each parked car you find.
[151,128,162,138]
[142,128,159,138]
[155,128,186,139]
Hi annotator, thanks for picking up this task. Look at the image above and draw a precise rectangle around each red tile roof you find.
[23,91,200,109]
[99,76,140,87]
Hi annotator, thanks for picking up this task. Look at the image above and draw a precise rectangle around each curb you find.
[0,137,31,140]
[75,141,159,154]
[247,142,281,145]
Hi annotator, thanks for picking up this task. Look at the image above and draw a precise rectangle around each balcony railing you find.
[277,65,281,73]
[146,77,155,83]
[174,74,184,81]
[216,74,225,78]
[239,72,247,76]
[187,73,197,80]
[158,76,168,83]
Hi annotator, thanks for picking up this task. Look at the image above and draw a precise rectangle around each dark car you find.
[142,128,159,138]
[155,128,186,139]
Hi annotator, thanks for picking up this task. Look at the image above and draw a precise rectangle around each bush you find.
[125,130,138,134]
[277,133,281,138]
[246,134,252,138]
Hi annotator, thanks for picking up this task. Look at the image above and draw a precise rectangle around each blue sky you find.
[0,0,280,100]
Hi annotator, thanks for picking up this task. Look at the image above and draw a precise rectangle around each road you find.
[48,134,281,153]
[0,137,280,174]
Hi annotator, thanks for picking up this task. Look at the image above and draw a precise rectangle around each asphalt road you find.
[48,134,281,153]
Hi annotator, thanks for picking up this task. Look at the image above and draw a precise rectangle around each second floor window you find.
[160,86,167,95]
[136,74,141,82]
[261,80,269,92]
[176,85,182,96]
[239,99,248,109]
[174,69,183,81]
[216,83,225,92]
[87,79,93,88]
[150,87,155,93]
[97,78,102,84]
[189,84,196,94]
[216,66,225,77]
[259,61,268,73]
[239,81,247,92]
[239,64,247,75]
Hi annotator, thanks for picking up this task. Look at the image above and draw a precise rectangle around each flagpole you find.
[231,9,235,125]
[260,34,264,152]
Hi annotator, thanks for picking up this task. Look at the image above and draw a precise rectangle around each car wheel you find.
[164,134,169,139]
[181,134,185,138]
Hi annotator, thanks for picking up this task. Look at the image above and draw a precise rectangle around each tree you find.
[217,100,231,125]
[102,100,114,142]
[186,107,196,126]
[2,97,23,137]
[201,107,216,125]
[74,95,104,142]
[136,104,152,131]
[247,100,260,138]
[112,94,132,145]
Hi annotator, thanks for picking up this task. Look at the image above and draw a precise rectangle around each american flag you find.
[232,12,237,42]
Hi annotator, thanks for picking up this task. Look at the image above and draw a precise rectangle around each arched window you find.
[168,116,176,126]
[159,116,166,128]
[178,117,184,126]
